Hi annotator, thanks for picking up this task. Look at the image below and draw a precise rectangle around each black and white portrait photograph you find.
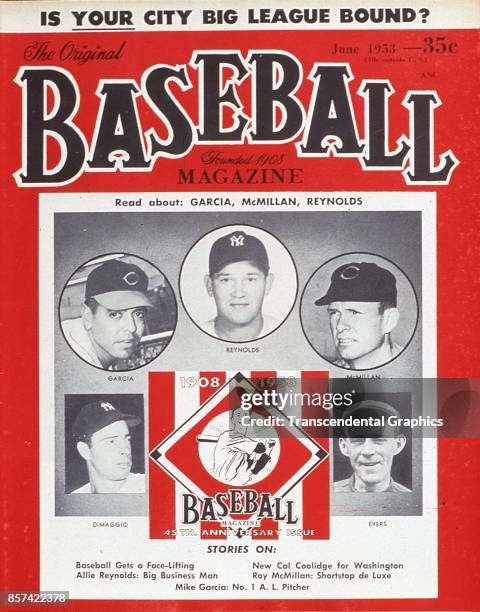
[60,394,146,515]
[334,399,412,493]
[300,252,418,371]
[179,224,298,343]
[331,390,423,516]
[59,253,177,371]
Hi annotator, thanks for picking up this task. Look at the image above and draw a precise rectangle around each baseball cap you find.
[85,259,153,310]
[209,231,269,276]
[315,262,397,306]
[342,400,401,438]
[72,400,141,438]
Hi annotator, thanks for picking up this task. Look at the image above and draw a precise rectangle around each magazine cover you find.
[1,0,479,609]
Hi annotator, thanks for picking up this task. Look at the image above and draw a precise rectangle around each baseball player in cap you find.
[334,400,410,493]
[62,258,153,370]
[315,262,404,369]
[203,230,277,342]
[71,400,145,494]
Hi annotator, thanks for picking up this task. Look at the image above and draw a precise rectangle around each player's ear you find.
[77,440,91,461]
[82,303,93,330]
[204,275,213,297]
[264,273,274,296]
[393,435,407,455]
[338,438,350,457]
[381,307,400,334]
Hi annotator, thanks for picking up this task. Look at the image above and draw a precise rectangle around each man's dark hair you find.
[74,433,92,447]
[84,297,100,314]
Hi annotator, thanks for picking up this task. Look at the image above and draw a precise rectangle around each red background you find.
[1,29,479,610]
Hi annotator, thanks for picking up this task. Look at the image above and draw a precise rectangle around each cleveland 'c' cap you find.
[209,231,269,276]
[85,259,153,310]
[315,262,397,306]
[72,400,141,438]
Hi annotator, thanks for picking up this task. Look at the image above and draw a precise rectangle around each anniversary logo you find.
[149,372,329,539]
[1,0,479,610]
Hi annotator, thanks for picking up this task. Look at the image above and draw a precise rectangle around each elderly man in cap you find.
[62,259,152,369]
[71,400,145,494]
[203,230,276,342]
[315,262,403,369]
[335,400,411,493]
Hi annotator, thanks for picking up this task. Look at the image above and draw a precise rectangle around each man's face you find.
[84,302,146,365]
[339,436,406,488]
[84,420,132,482]
[205,261,273,327]
[327,301,387,362]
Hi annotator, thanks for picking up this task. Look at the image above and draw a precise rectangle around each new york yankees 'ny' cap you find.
[85,258,153,310]
[315,262,397,306]
[72,400,141,438]
[209,231,269,276]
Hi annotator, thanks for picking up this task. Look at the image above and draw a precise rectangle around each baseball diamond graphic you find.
[149,371,330,540]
